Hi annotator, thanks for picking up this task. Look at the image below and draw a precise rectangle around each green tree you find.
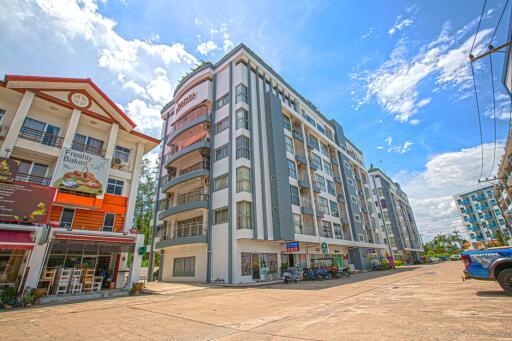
[134,157,158,245]
[423,232,467,256]
[493,230,510,247]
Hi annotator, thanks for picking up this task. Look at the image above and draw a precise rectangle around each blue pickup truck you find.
[461,247,512,295]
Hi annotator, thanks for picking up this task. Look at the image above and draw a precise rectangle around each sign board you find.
[0,182,55,224]
[321,242,329,254]
[367,248,377,254]
[138,246,147,255]
[286,241,300,252]
[0,158,20,183]
[52,148,109,195]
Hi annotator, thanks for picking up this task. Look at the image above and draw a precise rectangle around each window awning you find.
[51,233,136,253]
[0,230,34,250]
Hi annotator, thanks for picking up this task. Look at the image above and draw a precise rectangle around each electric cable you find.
[489,0,510,45]
[488,53,497,177]
[470,62,485,182]
[471,0,488,55]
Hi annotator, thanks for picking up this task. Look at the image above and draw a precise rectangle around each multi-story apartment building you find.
[368,167,423,261]
[455,186,511,249]
[0,75,158,294]
[152,44,387,284]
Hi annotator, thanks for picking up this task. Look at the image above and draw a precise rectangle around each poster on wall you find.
[0,182,55,223]
[52,148,109,195]
[0,157,20,183]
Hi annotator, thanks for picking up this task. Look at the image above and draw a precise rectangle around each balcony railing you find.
[301,198,313,209]
[168,189,209,208]
[159,222,207,240]
[294,223,316,236]
[170,106,209,134]
[71,141,106,157]
[15,173,51,186]
[164,160,210,184]
[169,134,210,156]
[19,127,63,148]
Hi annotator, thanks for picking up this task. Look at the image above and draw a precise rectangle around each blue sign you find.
[286,241,300,252]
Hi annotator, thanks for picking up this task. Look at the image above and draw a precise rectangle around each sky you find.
[0,0,511,241]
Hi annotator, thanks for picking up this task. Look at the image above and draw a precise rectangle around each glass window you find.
[103,213,115,232]
[355,214,361,222]
[236,167,251,193]
[323,160,333,176]
[285,136,294,154]
[237,201,252,229]
[0,109,5,122]
[310,153,322,170]
[288,159,297,179]
[214,208,228,224]
[290,185,300,205]
[307,134,319,150]
[241,253,252,276]
[235,84,248,103]
[317,197,330,214]
[72,133,104,155]
[236,109,249,130]
[315,174,326,192]
[215,144,229,161]
[320,143,329,157]
[317,124,326,135]
[333,223,342,239]
[215,117,229,133]
[173,257,195,277]
[236,135,250,160]
[306,115,316,126]
[114,146,130,162]
[326,179,336,196]
[214,174,229,191]
[321,221,333,238]
[60,208,75,228]
[351,195,358,204]
[107,178,124,195]
[347,178,354,186]
[330,201,340,217]
[283,114,292,131]
[216,93,229,109]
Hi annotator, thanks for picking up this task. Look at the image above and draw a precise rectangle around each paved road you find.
[1,262,511,340]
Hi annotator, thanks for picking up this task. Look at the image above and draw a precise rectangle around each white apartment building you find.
[153,44,387,284]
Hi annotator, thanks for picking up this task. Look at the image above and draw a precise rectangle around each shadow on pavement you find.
[476,290,511,298]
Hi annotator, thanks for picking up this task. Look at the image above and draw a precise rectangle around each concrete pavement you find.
[1,262,511,340]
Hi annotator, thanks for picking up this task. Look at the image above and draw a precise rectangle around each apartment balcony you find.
[167,108,211,144]
[312,180,322,193]
[15,173,52,186]
[295,223,316,236]
[300,198,314,216]
[161,160,210,193]
[295,154,307,166]
[156,222,207,248]
[292,130,304,143]
[320,227,333,239]
[298,173,310,189]
[18,127,64,148]
[71,140,106,157]
[164,135,211,167]
[158,189,209,220]
[309,159,320,170]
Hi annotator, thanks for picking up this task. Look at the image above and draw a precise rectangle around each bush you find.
[1,287,18,306]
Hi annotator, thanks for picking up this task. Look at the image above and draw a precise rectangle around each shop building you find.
[368,167,423,262]
[0,75,159,295]
[454,186,511,249]
[152,44,387,284]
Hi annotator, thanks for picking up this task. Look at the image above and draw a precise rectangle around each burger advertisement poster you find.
[53,148,109,195]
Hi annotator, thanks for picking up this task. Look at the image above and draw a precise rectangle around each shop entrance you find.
[251,254,259,280]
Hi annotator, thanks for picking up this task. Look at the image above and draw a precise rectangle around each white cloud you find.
[388,140,413,154]
[395,143,504,241]
[125,98,162,131]
[485,92,512,120]
[360,27,374,39]
[388,15,414,36]
[376,146,384,150]
[385,136,393,145]
[196,40,219,55]
[352,17,492,123]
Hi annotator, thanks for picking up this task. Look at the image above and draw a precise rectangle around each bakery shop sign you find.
[176,92,197,113]
[52,148,109,195]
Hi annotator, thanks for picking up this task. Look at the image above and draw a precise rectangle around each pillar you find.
[1,91,35,157]
[124,142,145,231]
[23,226,51,292]
[105,123,119,160]
[126,233,144,288]
[62,109,81,148]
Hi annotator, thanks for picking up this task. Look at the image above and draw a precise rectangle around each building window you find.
[21,117,61,147]
[380,199,387,209]
[214,208,228,224]
[317,124,326,135]
[173,256,195,277]
[235,84,248,103]
[113,146,130,163]
[214,174,229,191]
[307,134,319,150]
[216,93,229,109]
[283,114,292,131]
[60,208,75,228]
[236,135,250,160]
[106,178,123,196]
[241,253,252,276]
[333,223,342,239]
[0,109,5,123]
[306,115,316,126]
[285,135,294,154]
[72,133,104,155]
[322,221,333,238]
[215,117,229,133]
[317,197,330,215]
[315,174,326,192]
[320,143,329,157]
[236,167,251,193]
[344,160,351,169]
[288,159,297,179]
[354,214,361,222]
[351,195,358,204]
[323,160,333,176]
[237,201,252,229]
[330,201,340,217]
[347,178,354,186]
[327,179,336,196]
[236,109,249,130]
[290,185,300,205]
[103,213,115,232]
[215,144,229,161]
[310,153,322,171]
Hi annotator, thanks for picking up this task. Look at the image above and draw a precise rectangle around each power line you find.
[488,53,497,177]
[470,62,485,182]
[471,0,488,55]
[489,0,510,45]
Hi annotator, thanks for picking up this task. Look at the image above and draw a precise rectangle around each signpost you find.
[0,181,55,224]
[286,241,300,252]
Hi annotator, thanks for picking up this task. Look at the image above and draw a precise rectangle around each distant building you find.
[454,186,510,249]
[368,167,423,262]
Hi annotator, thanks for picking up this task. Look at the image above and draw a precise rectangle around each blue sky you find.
[1,0,511,240]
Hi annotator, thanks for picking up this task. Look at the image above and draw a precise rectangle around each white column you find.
[124,142,145,232]
[62,109,81,148]
[105,123,119,160]
[23,226,50,292]
[1,91,35,157]
[126,234,144,288]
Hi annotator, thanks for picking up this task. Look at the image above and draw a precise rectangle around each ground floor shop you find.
[0,229,35,291]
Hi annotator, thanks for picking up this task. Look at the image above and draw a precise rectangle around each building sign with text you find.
[52,148,109,195]
[0,181,55,224]
[0,157,20,183]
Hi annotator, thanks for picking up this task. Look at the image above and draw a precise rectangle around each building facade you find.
[0,75,159,295]
[153,44,387,284]
[368,167,423,261]
[455,186,511,249]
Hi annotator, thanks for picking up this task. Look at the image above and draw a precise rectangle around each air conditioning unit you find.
[111,157,128,169]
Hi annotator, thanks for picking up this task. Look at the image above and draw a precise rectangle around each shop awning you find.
[52,233,136,253]
[0,230,34,250]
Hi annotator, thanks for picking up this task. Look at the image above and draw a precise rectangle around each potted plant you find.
[1,287,19,309]
[132,282,144,292]
[22,292,35,308]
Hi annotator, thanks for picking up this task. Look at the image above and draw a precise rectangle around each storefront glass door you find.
[251,254,259,280]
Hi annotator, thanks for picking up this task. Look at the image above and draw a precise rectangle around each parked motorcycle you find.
[282,269,298,284]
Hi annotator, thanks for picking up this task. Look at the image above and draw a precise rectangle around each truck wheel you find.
[497,268,512,296]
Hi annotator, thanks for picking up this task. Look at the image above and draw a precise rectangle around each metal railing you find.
[15,173,51,186]
[170,106,209,133]
[169,134,210,156]
[166,160,210,183]
[168,189,209,208]
[159,222,207,240]
[71,140,105,156]
[19,127,64,148]
[301,198,313,209]
[294,223,316,236]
